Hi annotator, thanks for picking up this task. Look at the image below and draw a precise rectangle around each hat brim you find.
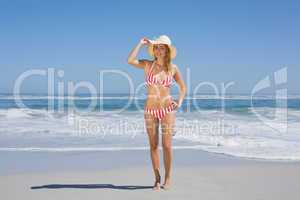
[148,43,177,59]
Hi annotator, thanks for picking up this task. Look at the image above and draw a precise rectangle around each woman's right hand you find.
[140,37,151,45]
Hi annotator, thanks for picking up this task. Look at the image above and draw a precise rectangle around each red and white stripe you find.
[146,72,173,87]
[145,103,175,120]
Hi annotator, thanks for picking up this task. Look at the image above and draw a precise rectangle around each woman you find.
[127,35,186,190]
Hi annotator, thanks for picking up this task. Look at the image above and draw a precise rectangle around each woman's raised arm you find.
[127,37,151,69]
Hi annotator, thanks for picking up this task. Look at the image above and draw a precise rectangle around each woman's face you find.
[153,44,168,58]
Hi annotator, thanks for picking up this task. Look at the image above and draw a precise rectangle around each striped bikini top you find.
[146,61,173,87]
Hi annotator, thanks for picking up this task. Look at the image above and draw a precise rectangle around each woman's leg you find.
[144,112,161,189]
[161,111,175,188]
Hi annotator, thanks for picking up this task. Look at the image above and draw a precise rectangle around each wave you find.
[1,107,300,161]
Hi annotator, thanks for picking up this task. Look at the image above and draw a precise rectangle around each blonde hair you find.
[153,44,172,75]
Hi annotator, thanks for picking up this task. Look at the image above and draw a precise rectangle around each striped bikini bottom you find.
[144,102,176,120]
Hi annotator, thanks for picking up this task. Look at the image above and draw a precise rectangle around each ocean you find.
[0,93,300,161]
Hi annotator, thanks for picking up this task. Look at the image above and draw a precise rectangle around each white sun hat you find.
[148,35,177,59]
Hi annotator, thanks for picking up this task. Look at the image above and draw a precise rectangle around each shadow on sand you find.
[31,183,153,190]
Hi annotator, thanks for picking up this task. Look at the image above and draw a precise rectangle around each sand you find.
[1,149,300,200]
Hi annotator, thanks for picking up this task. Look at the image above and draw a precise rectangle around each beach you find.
[1,149,300,200]
[1,0,300,198]
[1,95,300,199]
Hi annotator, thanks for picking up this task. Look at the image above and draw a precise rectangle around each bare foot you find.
[152,180,161,190]
[152,169,161,190]
[153,171,161,190]
[162,178,171,190]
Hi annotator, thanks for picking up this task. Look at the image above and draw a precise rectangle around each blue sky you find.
[0,0,299,94]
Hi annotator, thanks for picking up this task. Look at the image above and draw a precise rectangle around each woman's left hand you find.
[171,100,181,109]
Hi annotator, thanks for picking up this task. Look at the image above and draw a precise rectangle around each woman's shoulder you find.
[171,63,178,69]
[170,63,179,75]
[138,59,154,73]
[138,59,152,69]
